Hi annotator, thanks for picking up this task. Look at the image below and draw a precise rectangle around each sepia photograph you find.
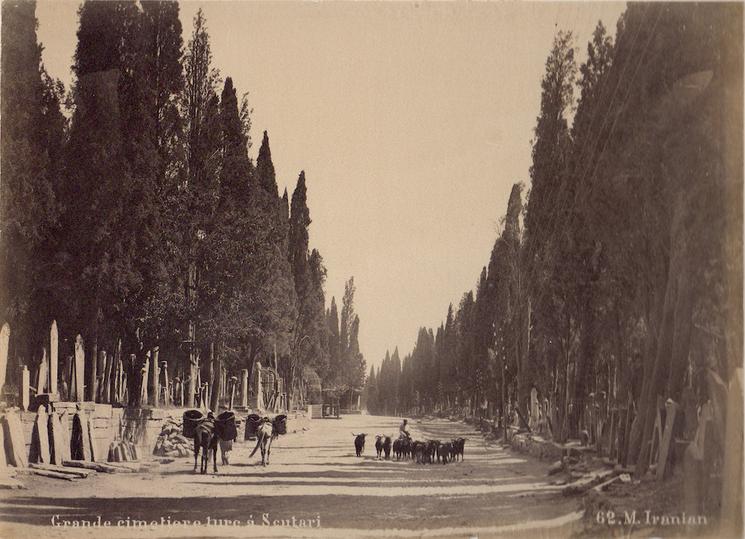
[0,1,742,537]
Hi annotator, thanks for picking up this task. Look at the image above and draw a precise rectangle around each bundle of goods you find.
[153,417,193,458]
[245,413,261,441]
[182,409,204,438]
[274,414,288,435]
[215,411,237,441]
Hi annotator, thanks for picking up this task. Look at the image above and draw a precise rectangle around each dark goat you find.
[375,435,384,459]
[439,441,453,464]
[425,440,441,464]
[452,437,466,461]
[383,436,392,459]
[353,433,367,457]
[411,441,426,464]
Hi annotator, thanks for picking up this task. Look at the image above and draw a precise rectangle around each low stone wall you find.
[20,403,124,460]
[509,432,564,461]
[16,404,305,464]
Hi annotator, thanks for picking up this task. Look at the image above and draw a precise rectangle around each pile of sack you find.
[153,418,193,458]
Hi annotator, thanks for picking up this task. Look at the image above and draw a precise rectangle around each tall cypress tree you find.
[0,0,64,364]
[326,297,340,387]
[289,171,311,301]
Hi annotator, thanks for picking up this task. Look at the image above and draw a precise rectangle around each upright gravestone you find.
[241,369,249,408]
[37,347,49,395]
[140,354,150,406]
[161,361,170,407]
[30,405,50,464]
[254,362,264,410]
[20,366,30,411]
[50,321,58,395]
[0,323,9,394]
[74,335,85,402]
[530,387,539,428]
[150,347,160,407]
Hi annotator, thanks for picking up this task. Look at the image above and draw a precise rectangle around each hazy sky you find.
[35,1,626,369]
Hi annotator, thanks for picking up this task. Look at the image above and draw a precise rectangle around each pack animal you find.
[249,417,276,466]
[193,414,218,474]
[353,433,367,457]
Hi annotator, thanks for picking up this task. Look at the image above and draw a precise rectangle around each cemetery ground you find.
[0,414,703,539]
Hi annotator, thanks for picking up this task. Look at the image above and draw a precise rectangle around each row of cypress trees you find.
[365,3,742,481]
[1,1,366,404]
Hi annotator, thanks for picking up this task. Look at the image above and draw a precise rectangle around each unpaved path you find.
[0,414,582,538]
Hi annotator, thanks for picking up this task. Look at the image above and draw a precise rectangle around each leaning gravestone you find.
[57,410,71,462]
[88,413,98,462]
[48,410,67,465]
[29,405,51,463]
[2,410,28,467]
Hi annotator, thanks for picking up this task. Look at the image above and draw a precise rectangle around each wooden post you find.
[241,369,248,408]
[74,335,84,402]
[20,365,30,410]
[0,322,9,393]
[150,347,160,407]
[50,321,58,395]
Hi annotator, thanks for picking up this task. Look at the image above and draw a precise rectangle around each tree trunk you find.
[666,267,694,401]
[634,269,678,476]
[89,335,98,402]
[210,342,221,412]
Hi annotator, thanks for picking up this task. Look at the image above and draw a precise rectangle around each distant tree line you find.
[0,1,365,407]
[365,3,741,478]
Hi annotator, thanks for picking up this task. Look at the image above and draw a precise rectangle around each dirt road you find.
[0,414,583,538]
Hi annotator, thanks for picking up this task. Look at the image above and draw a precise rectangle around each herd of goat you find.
[353,433,466,464]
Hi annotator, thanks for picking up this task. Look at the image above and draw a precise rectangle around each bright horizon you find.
[35,1,627,370]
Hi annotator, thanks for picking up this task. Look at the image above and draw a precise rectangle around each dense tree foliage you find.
[0,2,349,407]
[365,5,742,487]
